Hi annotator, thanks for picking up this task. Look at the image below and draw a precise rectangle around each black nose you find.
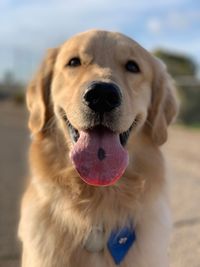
[83,82,122,113]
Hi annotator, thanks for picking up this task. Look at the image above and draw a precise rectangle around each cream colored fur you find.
[18,30,177,267]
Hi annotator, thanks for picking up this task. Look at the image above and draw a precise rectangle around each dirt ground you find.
[0,101,199,267]
[164,126,200,267]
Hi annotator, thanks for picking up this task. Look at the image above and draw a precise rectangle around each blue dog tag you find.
[107,226,136,265]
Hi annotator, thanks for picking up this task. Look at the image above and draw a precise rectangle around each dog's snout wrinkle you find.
[83,82,122,113]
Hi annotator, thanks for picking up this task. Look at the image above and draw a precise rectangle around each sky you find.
[0,0,200,81]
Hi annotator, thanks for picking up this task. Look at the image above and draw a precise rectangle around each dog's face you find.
[27,30,177,186]
[52,31,152,137]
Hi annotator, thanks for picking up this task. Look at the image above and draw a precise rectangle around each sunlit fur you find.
[18,30,177,267]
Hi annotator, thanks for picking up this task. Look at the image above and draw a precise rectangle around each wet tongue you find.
[70,128,129,186]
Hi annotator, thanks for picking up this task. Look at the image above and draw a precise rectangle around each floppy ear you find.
[26,48,58,134]
[147,59,178,146]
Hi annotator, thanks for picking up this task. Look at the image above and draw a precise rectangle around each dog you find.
[18,30,177,267]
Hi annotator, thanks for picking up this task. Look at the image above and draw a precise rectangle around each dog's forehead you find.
[64,30,134,47]
[59,30,144,56]
[56,30,154,70]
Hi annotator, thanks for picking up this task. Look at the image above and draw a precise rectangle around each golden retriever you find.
[18,30,177,267]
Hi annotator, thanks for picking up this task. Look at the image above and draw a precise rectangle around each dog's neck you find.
[84,223,136,265]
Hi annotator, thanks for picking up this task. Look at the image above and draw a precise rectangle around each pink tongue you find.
[70,128,129,186]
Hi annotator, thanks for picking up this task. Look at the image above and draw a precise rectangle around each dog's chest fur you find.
[19,176,171,267]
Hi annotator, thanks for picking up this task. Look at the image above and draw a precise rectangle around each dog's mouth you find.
[58,108,139,187]
[60,109,136,147]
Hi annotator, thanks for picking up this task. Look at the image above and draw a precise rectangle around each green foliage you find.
[12,91,25,104]
[154,50,200,126]
[0,70,25,104]
[179,85,200,124]
[154,50,197,77]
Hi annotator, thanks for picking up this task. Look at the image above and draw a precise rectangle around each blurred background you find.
[0,1,199,266]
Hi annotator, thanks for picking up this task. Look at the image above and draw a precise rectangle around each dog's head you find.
[27,30,177,186]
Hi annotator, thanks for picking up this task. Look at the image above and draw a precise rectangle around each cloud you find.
[147,10,200,35]
[147,18,162,34]
[0,0,198,80]
[1,0,190,53]
[1,1,131,49]
[1,0,190,48]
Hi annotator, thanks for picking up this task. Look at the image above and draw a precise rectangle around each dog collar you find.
[107,226,136,265]
[85,225,136,265]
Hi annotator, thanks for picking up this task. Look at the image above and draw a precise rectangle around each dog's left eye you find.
[125,60,140,73]
[67,57,81,67]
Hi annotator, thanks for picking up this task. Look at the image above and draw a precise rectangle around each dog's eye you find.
[67,57,81,67]
[125,60,140,73]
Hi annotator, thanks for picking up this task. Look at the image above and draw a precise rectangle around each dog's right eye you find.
[67,57,81,67]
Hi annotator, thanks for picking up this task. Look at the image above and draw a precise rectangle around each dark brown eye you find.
[67,57,81,67]
[125,60,140,73]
